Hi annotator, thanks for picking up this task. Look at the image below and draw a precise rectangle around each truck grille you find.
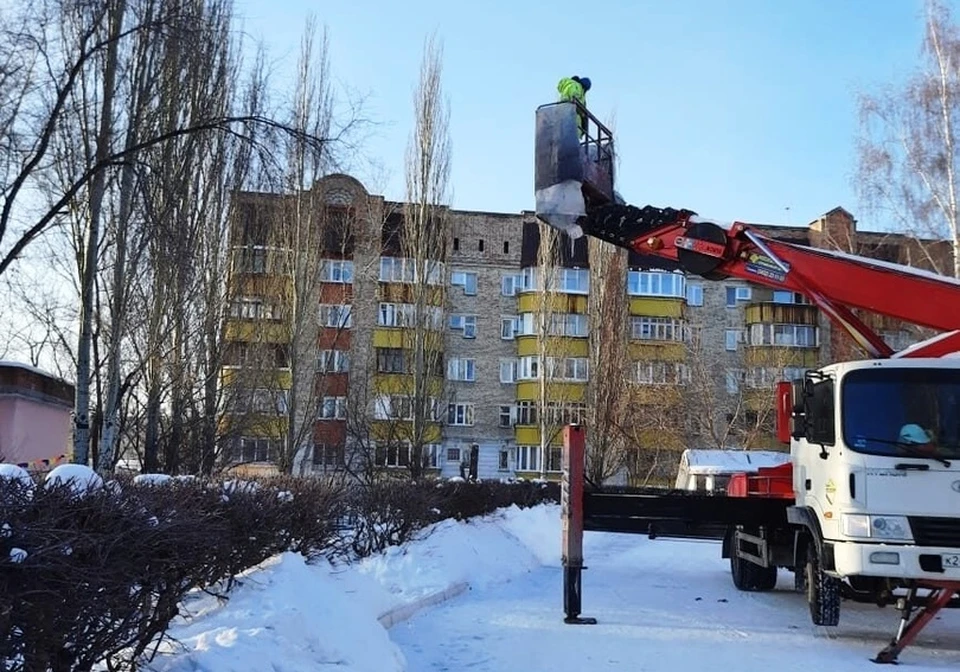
[908,516,960,547]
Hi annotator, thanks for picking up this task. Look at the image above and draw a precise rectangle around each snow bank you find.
[0,464,35,493]
[43,464,103,495]
[145,553,405,672]
[138,504,565,672]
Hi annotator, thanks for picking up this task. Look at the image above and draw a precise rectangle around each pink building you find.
[0,362,74,468]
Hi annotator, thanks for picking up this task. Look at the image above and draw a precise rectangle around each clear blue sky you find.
[232,0,942,231]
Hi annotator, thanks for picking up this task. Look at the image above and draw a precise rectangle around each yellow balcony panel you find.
[219,366,291,390]
[377,283,445,306]
[218,414,286,438]
[628,297,683,318]
[744,303,819,326]
[517,293,588,315]
[627,384,684,406]
[516,336,589,358]
[225,319,290,344]
[373,374,444,396]
[744,347,820,368]
[370,420,441,443]
[372,328,444,350]
[633,427,685,450]
[627,342,686,361]
[514,381,587,403]
[515,425,540,445]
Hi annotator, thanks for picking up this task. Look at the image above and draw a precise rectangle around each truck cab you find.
[787,357,960,597]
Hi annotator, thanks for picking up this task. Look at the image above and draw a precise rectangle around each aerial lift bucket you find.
[534,101,617,240]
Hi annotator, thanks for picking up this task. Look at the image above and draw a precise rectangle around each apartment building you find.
[220,175,951,482]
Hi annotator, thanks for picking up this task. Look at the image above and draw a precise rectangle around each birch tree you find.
[856,0,960,277]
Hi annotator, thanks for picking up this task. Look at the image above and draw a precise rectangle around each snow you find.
[679,448,791,475]
[133,473,173,486]
[108,503,959,671]
[43,464,103,495]
[0,464,35,493]
[0,359,70,382]
[8,548,27,563]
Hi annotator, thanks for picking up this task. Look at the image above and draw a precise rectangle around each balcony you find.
[744,302,818,326]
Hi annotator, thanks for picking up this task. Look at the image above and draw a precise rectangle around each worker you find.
[557,75,591,138]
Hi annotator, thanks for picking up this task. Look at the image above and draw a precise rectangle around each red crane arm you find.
[579,205,960,359]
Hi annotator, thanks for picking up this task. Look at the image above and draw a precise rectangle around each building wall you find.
[0,363,74,467]
[220,175,952,482]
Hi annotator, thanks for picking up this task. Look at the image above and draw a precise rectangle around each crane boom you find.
[577,202,960,358]
[532,100,960,359]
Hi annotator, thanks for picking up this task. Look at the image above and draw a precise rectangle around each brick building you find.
[219,174,952,482]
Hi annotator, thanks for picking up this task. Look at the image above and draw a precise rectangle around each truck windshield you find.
[842,367,960,460]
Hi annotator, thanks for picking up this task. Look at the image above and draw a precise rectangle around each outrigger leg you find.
[873,581,960,664]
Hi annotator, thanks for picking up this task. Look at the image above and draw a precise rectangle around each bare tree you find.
[396,32,451,481]
[855,0,959,277]
[584,238,629,484]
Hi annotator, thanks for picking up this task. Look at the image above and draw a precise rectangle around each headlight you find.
[841,514,913,542]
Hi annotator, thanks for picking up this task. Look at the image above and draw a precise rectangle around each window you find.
[773,290,806,304]
[423,444,441,469]
[447,447,461,462]
[319,304,352,328]
[228,388,287,414]
[453,237,460,251]
[317,349,349,373]
[726,369,744,394]
[548,313,588,337]
[543,401,588,426]
[500,316,518,340]
[318,396,347,420]
[379,303,443,330]
[630,317,685,341]
[516,401,538,425]
[379,257,444,285]
[447,357,476,382]
[725,329,740,351]
[686,283,704,306]
[556,268,589,294]
[748,324,819,347]
[501,274,522,296]
[632,362,690,385]
[319,259,354,283]
[478,239,485,252]
[516,445,540,471]
[230,296,278,320]
[500,359,517,383]
[627,270,686,298]
[312,443,344,469]
[545,357,589,381]
[374,395,414,420]
[499,405,514,427]
[519,267,537,292]
[451,270,478,295]
[498,449,509,471]
[376,348,407,374]
[449,314,477,338]
[503,241,510,254]
[229,437,278,463]
[726,286,752,308]
[447,403,475,426]
[375,442,411,468]
[517,356,539,380]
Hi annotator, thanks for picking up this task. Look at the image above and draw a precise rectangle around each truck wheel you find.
[805,543,840,626]
[730,551,778,592]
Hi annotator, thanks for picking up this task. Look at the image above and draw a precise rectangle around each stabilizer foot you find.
[870,582,960,665]
[564,616,598,625]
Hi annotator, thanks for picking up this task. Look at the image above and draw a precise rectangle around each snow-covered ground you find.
[137,504,960,671]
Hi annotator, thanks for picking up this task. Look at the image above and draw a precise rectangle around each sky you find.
[229,0,942,231]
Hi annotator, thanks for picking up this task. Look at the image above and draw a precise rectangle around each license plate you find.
[943,554,960,568]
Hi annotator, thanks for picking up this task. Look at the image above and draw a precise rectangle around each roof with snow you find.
[678,449,791,475]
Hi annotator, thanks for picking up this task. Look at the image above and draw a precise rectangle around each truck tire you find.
[730,550,778,592]
[805,542,840,626]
